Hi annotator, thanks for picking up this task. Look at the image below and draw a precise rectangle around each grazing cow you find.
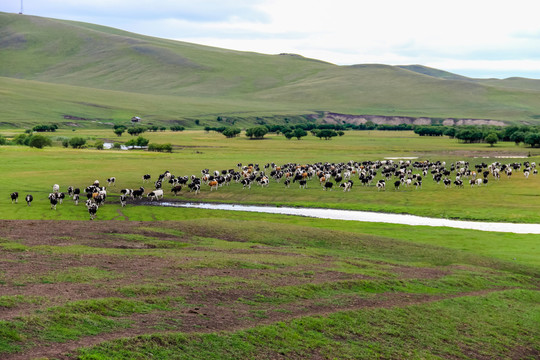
[241,179,252,190]
[454,179,464,188]
[443,178,452,188]
[394,180,401,190]
[24,194,32,206]
[376,180,385,191]
[119,194,127,207]
[88,203,98,220]
[154,180,162,189]
[188,183,201,194]
[48,193,58,210]
[107,177,116,186]
[340,180,353,192]
[132,187,145,199]
[52,184,60,193]
[171,185,182,196]
[73,188,80,198]
[258,177,269,187]
[121,189,134,198]
[298,179,307,189]
[208,180,219,191]
[73,193,80,206]
[142,174,151,183]
[323,181,333,191]
[56,192,65,204]
[414,181,422,189]
[283,179,291,188]
[67,186,74,197]
[10,192,18,204]
[147,189,164,201]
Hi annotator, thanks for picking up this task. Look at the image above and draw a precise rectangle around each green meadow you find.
[1,129,539,222]
[1,12,539,359]
[0,129,539,359]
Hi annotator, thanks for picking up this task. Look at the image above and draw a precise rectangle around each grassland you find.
[0,129,539,359]
[1,129,539,223]
[3,12,540,127]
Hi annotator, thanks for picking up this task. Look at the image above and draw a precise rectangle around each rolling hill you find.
[2,12,540,128]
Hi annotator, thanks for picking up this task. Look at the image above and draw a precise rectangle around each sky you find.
[3,0,540,79]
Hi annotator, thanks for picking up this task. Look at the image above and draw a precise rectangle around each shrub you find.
[113,142,122,149]
[125,136,149,147]
[13,134,30,145]
[95,140,104,150]
[0,135,6,145]
[170,125,185,132]
[28,135,52,149]
[69,137,87,149]
[148,143,173,152]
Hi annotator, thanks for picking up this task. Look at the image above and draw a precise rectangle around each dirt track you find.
[0,220,529,359]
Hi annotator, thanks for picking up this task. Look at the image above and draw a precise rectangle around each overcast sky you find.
[3,0,540,79]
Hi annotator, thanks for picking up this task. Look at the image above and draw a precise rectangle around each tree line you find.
[413,125,540,147]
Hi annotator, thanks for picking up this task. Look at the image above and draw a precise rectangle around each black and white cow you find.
[323,181,333,191]
[10,192,18,204]
[107,177,116,186]
[147,189,164,201]
[241,179,251,190]
[57,192,65,204]
[119,194,127,207]
[171,185,182,196]
[48,193,58,210]
[376,180,385,191]
[142,174,151,183]
[132,187,145,199]
[73,193,80,206]
[25,194,33,206]
[188,183,201,194]
[88,203,98,220]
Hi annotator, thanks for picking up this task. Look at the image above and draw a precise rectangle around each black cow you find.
[171,185,182,195]
[25,194,33,206]
[10,192,18,204]
[142,174,151,182]
[323,182,333,191]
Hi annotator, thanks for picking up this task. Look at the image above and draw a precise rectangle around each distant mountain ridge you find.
[2,12,540,127]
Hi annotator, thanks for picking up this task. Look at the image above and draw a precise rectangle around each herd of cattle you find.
[8,159,537,220]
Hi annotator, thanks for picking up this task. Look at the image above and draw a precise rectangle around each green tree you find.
[95,140,104,150]
[245,126,268,139]
[484,132,498,147]
[316,129,338,140]
[284,131,294,140]
[114,127,126,136]
[222,128,241,138]
[510,131,526,145]
[28,135,52,149]
[293,128,307,140]
[524,132,540,147]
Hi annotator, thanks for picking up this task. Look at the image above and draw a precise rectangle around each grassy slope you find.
[2,12,540,126]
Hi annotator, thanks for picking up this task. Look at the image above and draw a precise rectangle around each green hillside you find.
[2,12,540,127]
